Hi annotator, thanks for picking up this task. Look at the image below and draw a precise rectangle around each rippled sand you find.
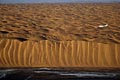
[0,39,120,68]
[0,3,120,43]
[0,3,120,68]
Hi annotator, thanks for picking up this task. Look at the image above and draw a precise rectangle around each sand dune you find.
[0,39,120,68]
[0,3,120,44]
[0,3,120,68]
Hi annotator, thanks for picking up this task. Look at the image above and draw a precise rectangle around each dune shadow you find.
[0,31,9,34]
[14,37,28,42]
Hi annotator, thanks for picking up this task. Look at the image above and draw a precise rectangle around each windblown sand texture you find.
[0,3,120,68]
[0,39,120,67]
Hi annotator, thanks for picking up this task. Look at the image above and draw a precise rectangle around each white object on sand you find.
[98,24,108,28]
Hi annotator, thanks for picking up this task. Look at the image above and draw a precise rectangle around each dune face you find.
[0,39,120,68]
[0,3,120,68]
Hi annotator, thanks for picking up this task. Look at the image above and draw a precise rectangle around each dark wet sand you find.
[0,68,120,80]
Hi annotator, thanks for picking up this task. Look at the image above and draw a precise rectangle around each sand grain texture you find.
[0,3,120,68]
[0,39,120,68]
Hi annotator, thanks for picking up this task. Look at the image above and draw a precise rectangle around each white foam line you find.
[60,73,113,77]
[34,71,61,74]
[0,69,16,73]
[34,70,116,78]
[60,73,116,77]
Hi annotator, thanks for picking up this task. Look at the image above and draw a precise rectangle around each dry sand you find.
[0,3,120,68]
[0,39,120,68]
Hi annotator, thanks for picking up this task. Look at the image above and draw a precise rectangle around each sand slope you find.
[0,3,120,44]
[0,3,120,68]
[0,39,120,68]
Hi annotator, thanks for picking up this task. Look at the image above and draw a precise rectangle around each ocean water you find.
[0,68,120,80]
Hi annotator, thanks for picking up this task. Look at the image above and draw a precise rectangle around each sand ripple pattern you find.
[0,3,120,44]
[0,39,120,68]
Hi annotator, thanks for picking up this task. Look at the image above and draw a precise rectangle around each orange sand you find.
[0,3,120,68]
[0,39,120,68]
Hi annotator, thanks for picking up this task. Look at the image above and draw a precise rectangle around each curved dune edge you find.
[0,39,120,68]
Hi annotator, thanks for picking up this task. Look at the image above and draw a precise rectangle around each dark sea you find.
[0,68,120,80]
